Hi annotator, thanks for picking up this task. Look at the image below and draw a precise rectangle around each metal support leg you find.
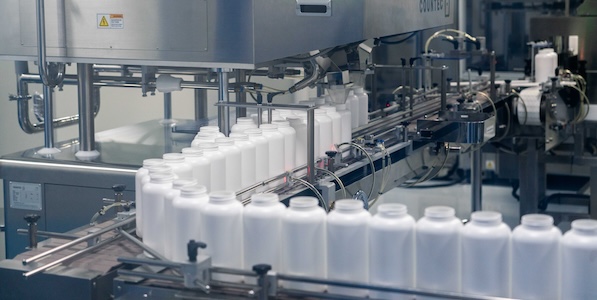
[217,69,230,136]
[163,92,173,121]
[590,167,597,219]
[518,140,546,216]
[440,66,447,113]
[194,75,208,121]
[471,148,483,212]
[307,109,316,183]
[489,51,497,102]
[76,64,96,154]
[235,70,247,118]
[42,85,56,150]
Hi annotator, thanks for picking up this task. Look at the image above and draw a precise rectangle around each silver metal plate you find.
[9,181,42,211]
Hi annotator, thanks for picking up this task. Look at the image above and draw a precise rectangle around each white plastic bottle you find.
[181,148,211,191]
[511,214,561,300]
[286,117,308,167]
[171,185,209,263]
[260,110,284,123]
[231,117,257,134]
[260,124,285,178]
[135,158,164,237]
[229,133,257,189]
[162,153,193,179]
[353,87,369,126]
[335,103,352,144]
[164,179,197,259]
[561,219,597,300]
[292,112,321,160]
[245,128,270,183]
[243,193,286,282]
[215,137,242,192]
[199,125,225,137]
[319,105,342,147]
[314,109,333,156]
[272,120,297,171]
[191,132,219,148]
[196,143,226,192]
[199,191,244,282]
[535,48,558,83]
[461,211,511,297]
[346,90,360,128]
[142,172,175,256]
[277,109,294,119]
[369,204,415,300]
[281,197,327,292]
[326,199,370,297]
[416,206,462,296]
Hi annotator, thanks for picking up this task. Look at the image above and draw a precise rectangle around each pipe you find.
[77,63,96,152]
[22,217,134,265]
[440,66,447,114]
[307,109,316,183]
[42,84,55,149]
[217,69,230,136]
[289,60,320,94]
[164,92,173,120]
[235,69,247,118]
[471,148,482,211]
[17,229,79,240]
[194,74,208,120]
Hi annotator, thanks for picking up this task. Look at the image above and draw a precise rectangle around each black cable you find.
[511,180,520,201]
[379,32,417,45]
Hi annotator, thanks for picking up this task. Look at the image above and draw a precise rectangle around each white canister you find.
[292,111,321,160]
[561,219,597,299]
[260,124,285,178]
[327,199,370,297]
[272,120,297,171]
[415,206,462,296]
[243,193,286,282]
[215,137,242,192]
[334,103,352,144]
[244,129,270,183]
[141,172,175,256]
[314,109,333,156]
[191,132,219,148]
[353,87,369,126]
[346,90,360,128]
[199,191,244,282]
[511,214,561,300]
[461,211,511,297]
[281,197,327,292]
[196,143,226,192]
[164,179,197,259]
[277,109,295,119]
[181,148,211,191]
[286,117,308,167]
[199,125,225,137]
[535,48,558,83]
[319,105,342,147]
[135,159,164,237]
[162,153,193,180]
[260,110,284,123]
[369,204,415,300]
[171,185,209,263]
[231,117,257,134]
[229,133,257,189]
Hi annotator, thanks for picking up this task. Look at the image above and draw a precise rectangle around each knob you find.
[112,184,126,193]
[252,264,272,276]
[24,214,40,224]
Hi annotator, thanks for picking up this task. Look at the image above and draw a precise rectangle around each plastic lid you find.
[236,117,255,124]
[336,103,348,110]
[320,105,337,112]
[215,137,234,146]
[424,206,455,219]
[150,172,175,183]
[229,133,249,141]
[173,179,198,189]
[195,131,218,138]
[142,158,164,168]
[272,120,290,127]
[571,219,597,233]
[251,193,280,205]
[521,214,554,228]
[209,191,238,203]
[200,126,220,133]
[334,199,364,212]
[197,143,218,151]
[182,148,203,156]
[471,211,502,225]
[289,196,318,209]
[539,48,554,53]
[377,203,408,217]
[245,128,263,136]
[260,124,279,131]
[181,185,208,197]
[147,165,173,174]
[163,153,185,162]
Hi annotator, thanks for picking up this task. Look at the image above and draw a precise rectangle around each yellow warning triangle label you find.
[99,16,109,27]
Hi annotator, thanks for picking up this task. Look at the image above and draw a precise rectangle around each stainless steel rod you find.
[42,84,55,149]
[23,233,124,277]
[117,269,184,282]
[164,92,172,120]
[440,66,447,113]
[471,148,483,211]
[194,74,208,120]
[217,69,230,136]
[77,63,95,152]
[117,228,168,262]
[235,69,247,118]
[117,256,181,269]
[17,229,79,240]
[307,109,316,183]
[214,102,315,111]
[23,217,134,265]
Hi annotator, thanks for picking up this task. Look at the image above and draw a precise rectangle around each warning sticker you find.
[97,14,124,29]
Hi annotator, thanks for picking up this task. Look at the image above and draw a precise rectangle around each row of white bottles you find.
[535,47,558,83]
